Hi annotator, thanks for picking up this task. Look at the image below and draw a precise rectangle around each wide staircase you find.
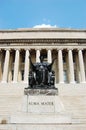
[0,83,86,129]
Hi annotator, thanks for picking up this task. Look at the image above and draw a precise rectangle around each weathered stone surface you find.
[24,88,58,95]
[1,124,86,130]
[23,95,64,113]
[10,112,71,124]
[10,87,71,125]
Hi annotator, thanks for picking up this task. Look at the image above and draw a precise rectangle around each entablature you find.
[0,39,86,46]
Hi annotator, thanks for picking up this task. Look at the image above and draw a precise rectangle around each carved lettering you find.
[28,102,54,106]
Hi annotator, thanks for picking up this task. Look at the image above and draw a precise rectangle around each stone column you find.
[78,49,85,83]
[8,53,13,82]
[84,50,86,75]
[0,50,2,81]
[48,49,52,63]
[2,49,10,82]
[13,49,20,82]
[58,49,64,83]
[36,49,40,62]
[68,49,75,83]
[24,49,30,83]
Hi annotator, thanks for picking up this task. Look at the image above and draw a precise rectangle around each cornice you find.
[0,28,86,33]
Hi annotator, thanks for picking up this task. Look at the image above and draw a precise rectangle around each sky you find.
[0,0,86,29]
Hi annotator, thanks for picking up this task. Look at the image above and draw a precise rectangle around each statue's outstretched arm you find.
[29,56,35,71]
[51,57,57,65]
[48,57,57,71]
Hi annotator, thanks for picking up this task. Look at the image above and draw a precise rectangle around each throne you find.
[28,55,56,89]
[29,69,55,89]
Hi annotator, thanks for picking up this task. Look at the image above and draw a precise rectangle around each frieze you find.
[0,39,86,45]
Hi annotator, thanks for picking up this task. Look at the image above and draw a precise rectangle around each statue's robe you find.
[34,63,48,85]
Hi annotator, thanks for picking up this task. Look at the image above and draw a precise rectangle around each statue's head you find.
[39,55,44,63]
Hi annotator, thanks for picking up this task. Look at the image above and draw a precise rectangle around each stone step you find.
[72,118,86,124]
[0,86,24,96]
[10,112,72,124]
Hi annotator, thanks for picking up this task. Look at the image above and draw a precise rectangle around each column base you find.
[1,81,7,83]
[70,81,75,84]
[23,81,28,84]
[80,81,86,84]
[59,82,64,84]
[12,81,18,83]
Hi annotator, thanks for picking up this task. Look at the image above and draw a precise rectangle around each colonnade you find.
[0,48,86,84]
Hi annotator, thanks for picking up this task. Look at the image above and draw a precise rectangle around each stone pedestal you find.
[23,88,65,114]
[10,89,71,126]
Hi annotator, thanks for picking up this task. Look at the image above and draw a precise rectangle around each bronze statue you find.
[28,55,56,89]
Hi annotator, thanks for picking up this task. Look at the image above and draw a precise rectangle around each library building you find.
[0,28,86,130]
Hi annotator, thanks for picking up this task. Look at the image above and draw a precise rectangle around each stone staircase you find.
[0,84,86,126]
[0,86,24,116]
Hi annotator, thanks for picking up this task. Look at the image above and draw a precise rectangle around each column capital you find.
[35,48,41,51]
[0,49,2,52]
[67,48,73,51]
[4,48,10,51]
[46,48,52,51]
[77,48,83,51]
[57,48,63,51]
[24,48,30,51]
[14,48,20,51]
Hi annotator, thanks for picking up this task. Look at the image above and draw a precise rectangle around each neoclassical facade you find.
[0,29,86,85]
[0,47,86,84]
[0,28,86,130]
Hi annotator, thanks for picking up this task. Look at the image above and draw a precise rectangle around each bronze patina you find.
[28,55,56,89]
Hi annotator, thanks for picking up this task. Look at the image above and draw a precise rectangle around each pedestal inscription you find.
[24,89,64,113]
[27,96,56,113]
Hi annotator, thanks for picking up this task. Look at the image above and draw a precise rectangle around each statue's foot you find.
[25,87,29,89]
[25,87,35,89]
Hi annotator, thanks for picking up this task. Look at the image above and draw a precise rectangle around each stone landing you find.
[10,112,71,124]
